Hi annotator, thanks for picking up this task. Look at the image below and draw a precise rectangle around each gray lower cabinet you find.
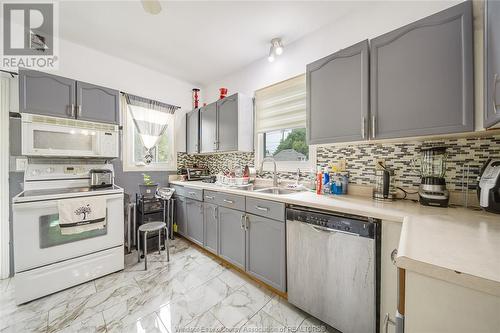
[186,198,204,246]
[76,81,120,124]
[370,1,473,139]
[485,0,500,128]
[203,203,218,254]
[19,69,76,118]
[175,196,187,236]
[218,206,246,269]
[200,103,217,153]
[307,40,369,144]
[186,109,200,154]
[217,94,238,151]
[245,214,286,291]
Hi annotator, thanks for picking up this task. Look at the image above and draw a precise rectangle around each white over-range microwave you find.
[21,113,119,158]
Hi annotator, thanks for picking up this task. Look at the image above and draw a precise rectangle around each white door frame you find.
[0,74,11,279]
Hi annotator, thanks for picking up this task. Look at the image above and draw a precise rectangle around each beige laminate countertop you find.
[170,180,500,296]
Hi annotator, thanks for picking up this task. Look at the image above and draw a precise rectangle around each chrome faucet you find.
[259,157,278,188]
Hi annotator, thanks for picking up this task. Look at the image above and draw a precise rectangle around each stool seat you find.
[137,221,169,270]
[139,221,166,232]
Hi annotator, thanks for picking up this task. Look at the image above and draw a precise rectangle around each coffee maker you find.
[415,146,449,207]
[478,159,500,213]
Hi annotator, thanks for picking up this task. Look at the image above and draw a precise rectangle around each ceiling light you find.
[141,0,162,15]
[268,49,275,62]
[268,38,283,62]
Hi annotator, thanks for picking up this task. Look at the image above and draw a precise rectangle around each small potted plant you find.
[139,173,158,198]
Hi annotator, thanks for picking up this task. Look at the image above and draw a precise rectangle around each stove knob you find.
[31,169,39,176]
[46,167,54,173]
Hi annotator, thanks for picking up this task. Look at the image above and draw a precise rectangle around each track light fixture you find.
[268,38,284,62]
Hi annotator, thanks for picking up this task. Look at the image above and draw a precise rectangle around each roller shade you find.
[255,74,306,133]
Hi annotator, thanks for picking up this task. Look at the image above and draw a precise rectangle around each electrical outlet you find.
[339,159,347,172]
[375,159,385,169]
[16,158,28,172]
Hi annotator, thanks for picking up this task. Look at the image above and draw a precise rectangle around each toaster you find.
[89,169,113,188]
[478,159,500,214]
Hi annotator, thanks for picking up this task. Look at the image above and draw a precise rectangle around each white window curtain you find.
[124,94,179,164]
[255,74,306,133]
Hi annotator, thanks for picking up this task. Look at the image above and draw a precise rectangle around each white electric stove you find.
[12,163,124,305]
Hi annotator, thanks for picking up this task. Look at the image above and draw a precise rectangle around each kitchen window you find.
[255,74,315,172]
[122,94,178,171]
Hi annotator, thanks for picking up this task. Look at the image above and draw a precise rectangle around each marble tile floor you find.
[0,238,338,333]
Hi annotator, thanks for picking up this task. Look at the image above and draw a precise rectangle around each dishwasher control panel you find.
[286,207,377,238]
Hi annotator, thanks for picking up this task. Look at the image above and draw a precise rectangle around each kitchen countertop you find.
[170,180,500,297]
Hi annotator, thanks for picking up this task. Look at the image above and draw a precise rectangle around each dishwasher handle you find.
[309,223,360,237]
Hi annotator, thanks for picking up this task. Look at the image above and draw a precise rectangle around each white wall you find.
[54,39,193,152]
[204,1,460,103]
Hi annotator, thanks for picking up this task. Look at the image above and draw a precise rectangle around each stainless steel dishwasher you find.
[286,205,381,333]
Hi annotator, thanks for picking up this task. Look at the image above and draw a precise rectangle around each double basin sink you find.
[246,185,306,195]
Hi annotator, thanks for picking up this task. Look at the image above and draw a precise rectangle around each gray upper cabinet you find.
[76,81,120,124]
[200,103,217,153]
[370,1,473,139]
[186,198,204,246]
[175,196,187,236]
[485,0,500,128]
[203,203,218,254]
[198,93,253,154]
[217,94,238,152]
[218,206,246,270]
[19,69,76,118]
[19,69,120,124]
[186,109,200,154]
[307,40,369,144]
[245,214,286,292]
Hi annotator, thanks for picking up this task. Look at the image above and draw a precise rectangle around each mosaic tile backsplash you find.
[178,134,500,192]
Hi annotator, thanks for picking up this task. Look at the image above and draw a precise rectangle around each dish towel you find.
[58,197,107,235]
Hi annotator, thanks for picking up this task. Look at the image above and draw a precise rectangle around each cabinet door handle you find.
[371,115,376,139]
[245,215,250,230]
[390,248,398,265]
[361,116,366,139]
[255,206,269,212]
[205,195,214,200]
[223,199,234,204]
[69,104,75,117]
[494,73,499,114]
[240,214,245,230]
[77,105,82,118]
[213,206,218,220]
[383,313,395,333]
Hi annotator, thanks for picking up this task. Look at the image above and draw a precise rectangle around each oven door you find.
[13,193,124,272]
[22,121,100,157]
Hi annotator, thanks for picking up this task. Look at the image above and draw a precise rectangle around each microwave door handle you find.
[68,104,75,118]
[95,132,101,156]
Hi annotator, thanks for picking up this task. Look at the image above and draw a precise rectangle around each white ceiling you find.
[59,1,366,86]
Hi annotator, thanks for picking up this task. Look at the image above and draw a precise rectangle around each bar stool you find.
[137,221,169,270]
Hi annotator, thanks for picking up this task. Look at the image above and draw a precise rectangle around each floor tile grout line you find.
[238,293,275,330]
[155,308,173,333]
[260,297,307,330]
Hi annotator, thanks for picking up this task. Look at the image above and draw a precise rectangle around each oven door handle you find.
[12,193,123,209]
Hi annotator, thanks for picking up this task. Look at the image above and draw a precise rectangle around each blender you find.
[415,146,449,207]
